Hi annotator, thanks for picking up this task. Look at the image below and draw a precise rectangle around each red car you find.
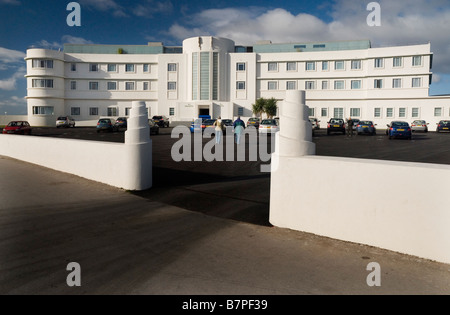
[2,121,32,135]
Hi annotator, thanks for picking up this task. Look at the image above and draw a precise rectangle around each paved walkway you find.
[0,156,449,295]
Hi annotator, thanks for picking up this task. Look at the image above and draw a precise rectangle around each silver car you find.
[411,120,428,133]
[56,116,76,128]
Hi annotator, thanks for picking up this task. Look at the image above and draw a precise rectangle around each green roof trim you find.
[253,40,371,53]
[64,44,165,54]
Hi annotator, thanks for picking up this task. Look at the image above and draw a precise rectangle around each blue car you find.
[190,115,212,133]
[356,120,376,136]
[436,120,450,133]
[97,118,115,133]
[386,121,412,140]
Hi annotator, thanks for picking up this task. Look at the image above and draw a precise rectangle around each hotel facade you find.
[25,36,450,127]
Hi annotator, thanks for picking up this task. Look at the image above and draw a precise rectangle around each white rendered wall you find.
[270,91,450,264]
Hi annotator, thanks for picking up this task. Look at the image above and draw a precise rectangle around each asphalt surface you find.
[1,126,450,296]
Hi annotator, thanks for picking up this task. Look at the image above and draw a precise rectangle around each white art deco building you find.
[25,36,450,127]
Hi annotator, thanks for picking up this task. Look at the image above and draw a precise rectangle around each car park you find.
[2,121,32,135]
[247,117,261,130]
[114,117,127,130]
[436,120,450,133]
[411,120,428,133]
[356,120,377,136]
[386,121,412,140]
[148,119,160,135]
[259,119,279,134]
[152,115,170,128]
[56,116,75,128]
[309,118,320,130]
[327,118,346,135]
[96,118,115,133]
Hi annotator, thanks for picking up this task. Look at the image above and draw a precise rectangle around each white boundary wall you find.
[270,90,450,264]
[0,101,152,191]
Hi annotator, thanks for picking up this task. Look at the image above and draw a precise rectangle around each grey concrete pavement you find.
[0,155,449,295]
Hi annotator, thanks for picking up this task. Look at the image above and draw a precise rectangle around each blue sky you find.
[1,0,450,114]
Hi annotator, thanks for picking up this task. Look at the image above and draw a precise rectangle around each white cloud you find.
[79,0,128,17]
[0,66,25,91]
[0,47,25,64]
[62,35,94,45]
[166,0,450,73]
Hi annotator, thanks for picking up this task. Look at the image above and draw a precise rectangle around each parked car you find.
[56,116,75,128]
[309,118,320,130]
[148,119,160,135]
[327,118,346,135]
[356,120,377,136]
[96,118,115,133]
[386,121,412,140]
[259,119,279,134]
[221,119,233,135]
[152,115,170,128]
[411,120,429,132]
[2,121,32,135]
[436,120,450,133]
[203,119,217,132]
[247,117,261,130]
[114,117,127,130]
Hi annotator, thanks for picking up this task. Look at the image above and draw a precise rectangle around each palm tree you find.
[264,97,278,118]
[252,98,266,119]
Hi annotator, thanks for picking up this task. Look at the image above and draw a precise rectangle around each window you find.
[351,80,361,89]
[107,107,118,117]
[399,108,406,118]
[32,79,53,88]
[386,108,394,118]
[71,107,81,116]
[143,82,149,91]
[374,79,383,89]
[374,58,384,68]
[413,56,422,67]
[286,81,296,90]
[268,62,278,72]
[238,107,244,116]
[412,108,419,118]
[89,82,99,90]
[236,81,246,90]
[374,108,381,118]
[236,63,246,71]
[89,107,98,116]
[350,108,360,117]
[108,64,117,72]
[434,107,442,117]
[143,64,150,73]
[32,59,53,68]
[322,61,329,71]
[107,82,117,90]
[169,108,175,116]
[321,108,328,117]
[70,81,77,90]
[412,78,422,88]
[268,81,278,90]
[335,61,345,70]
[168,82,177,90]
[305,81,315,90]
[351,60,361,70]
[89,64,98,72]
[168,63,177,72]
[392,79,402,88]
[125,82,135,90]
[333,108,344,119]
[125,64,135,72]
[309,108,315,117]
[286,62,297,71]
[334,80,345,90]
[322,81,329,90]
[393,57,402,68]
[71,63,77,72]
[32,106,54,115]
[125,108,131,116]
[306,62,316,71]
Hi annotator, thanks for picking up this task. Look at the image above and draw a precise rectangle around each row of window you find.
[32,105,175,117]
[31,79,177,91]
[244,56,424,73]
[69,63,177,73]
[311,106,448,119]
[236,77,423,91]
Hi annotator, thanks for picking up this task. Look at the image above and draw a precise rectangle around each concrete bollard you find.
[123,101,152,190]
[276,90,316,157]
